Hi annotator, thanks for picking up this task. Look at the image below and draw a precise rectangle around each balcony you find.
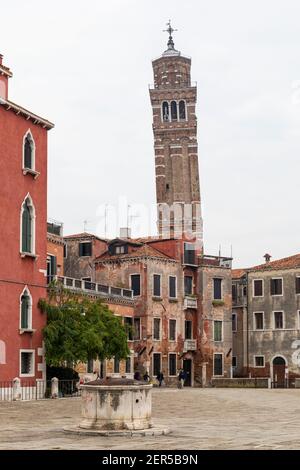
[183,340,197,352]
[52,276,134,301]
[184,296,198,309]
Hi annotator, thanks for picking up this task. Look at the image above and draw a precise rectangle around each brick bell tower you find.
[149,22,203,244]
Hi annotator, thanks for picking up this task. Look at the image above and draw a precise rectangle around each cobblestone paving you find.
[0,388,300,450]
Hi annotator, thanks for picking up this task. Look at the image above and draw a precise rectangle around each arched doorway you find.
[272,356,286,388]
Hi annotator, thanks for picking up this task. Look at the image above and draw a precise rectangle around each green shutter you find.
[22,199,32,253]
[21,295,29,329]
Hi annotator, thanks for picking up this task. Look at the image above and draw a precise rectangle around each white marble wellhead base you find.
[63,425,170,437]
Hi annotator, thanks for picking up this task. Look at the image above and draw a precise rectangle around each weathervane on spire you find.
[163,20,178,50]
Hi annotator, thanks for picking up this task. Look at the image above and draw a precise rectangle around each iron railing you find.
[0,379,80,401]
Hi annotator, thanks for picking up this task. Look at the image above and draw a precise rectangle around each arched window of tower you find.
[171,101,178,121]
[162,102,170,122]
[179,101,186,120]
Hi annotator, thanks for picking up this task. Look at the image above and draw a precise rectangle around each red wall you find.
[0,105,48,381]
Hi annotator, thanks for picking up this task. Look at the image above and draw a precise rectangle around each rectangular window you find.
[126,357,131,374]
[47,254,57,284]
[184,243,196,265]
[185,320,192,340]
[115,245,126,254]
[124,317,133,340]
[79,242,92,257]
[87,358,93,374]
[232,284,237,302]
[271,278,283,296]
[169,276,177,299]
[131,274,141,296]
[255,356,264,367]
[214,354,223,376]
[253,279,263,297]
[254,312,264,330]
[274,311,284,329]
[232,313,237,332]
[114,357,120,374]
[296,277,300,295]
[153,353,161,377]
[169,319,176,341]
[232,356,237,368]
[153,274,161,297]
[63,244,67,258]
[153,318,161,340]
[213,278,222,300]
[133,318,141,340]
[184,276,193,295]
[214,321,223,342]
[243,286,247,297]
[169,353,177,376]
[20,351,34,376]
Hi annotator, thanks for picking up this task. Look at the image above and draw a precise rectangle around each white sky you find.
[1,0,300,267]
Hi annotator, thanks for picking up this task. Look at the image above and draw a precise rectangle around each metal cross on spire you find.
[163,20,178,50]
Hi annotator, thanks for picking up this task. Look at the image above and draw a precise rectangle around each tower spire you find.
[163,20,177,50]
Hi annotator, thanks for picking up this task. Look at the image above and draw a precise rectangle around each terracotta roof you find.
[95,243,176,263]
[250,253,300,272]
[231,269,247,279]
[64,232,107,242]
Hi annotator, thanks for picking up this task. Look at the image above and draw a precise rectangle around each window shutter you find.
[22,200,32,253]
[24,137,32,169]
[51,256,57,276]
[21,295,29,329]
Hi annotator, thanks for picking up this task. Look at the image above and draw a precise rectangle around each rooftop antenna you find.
[104,204,108,239]
[83,220,88,232]
[218,244,221,257]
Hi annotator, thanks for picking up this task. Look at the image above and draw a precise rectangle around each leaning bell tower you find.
[149,22,203,244]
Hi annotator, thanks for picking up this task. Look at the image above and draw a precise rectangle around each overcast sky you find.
[1,0,300,267]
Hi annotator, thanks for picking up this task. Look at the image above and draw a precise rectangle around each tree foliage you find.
[39,284,130,367]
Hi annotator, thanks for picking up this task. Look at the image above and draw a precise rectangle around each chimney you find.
[264,253,272,264]
[120,227,131,239]
[0,54,3,65]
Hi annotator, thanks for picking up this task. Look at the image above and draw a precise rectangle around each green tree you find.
[39,284,129,367]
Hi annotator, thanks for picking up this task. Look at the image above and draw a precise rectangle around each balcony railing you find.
[184,296,198,309]
[52,276,133,300]
[183,340,197,352]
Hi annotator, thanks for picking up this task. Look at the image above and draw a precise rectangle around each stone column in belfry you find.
[149,24,203,246]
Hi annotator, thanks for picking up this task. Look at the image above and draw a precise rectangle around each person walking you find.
[156,371,164,387]
[178,369,187,389]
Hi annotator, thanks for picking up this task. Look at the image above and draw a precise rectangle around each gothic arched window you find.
[171,101,178,121]
[20,290,32,330]
[21,196,35,254]
[23,131,35,170]
[179,100,186,120]
[162,102,170,122]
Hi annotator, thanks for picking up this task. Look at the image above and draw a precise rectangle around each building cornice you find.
[0,97,54,130]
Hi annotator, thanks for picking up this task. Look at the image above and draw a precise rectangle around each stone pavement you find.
[0,388,300,450]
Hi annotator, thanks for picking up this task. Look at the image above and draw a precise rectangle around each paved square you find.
[0,388,300,450]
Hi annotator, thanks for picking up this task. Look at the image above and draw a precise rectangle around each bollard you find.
[13,377,21,401]
[51,377,59,399]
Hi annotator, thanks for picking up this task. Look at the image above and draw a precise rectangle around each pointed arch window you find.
[23,131,35,171]
[21,196,35,255]
[20,290,32,330]
[162,102,170,122]
[179,100,186,120]
[171,101,178,121]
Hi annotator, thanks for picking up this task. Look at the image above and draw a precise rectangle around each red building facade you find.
[0,54,54,382]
